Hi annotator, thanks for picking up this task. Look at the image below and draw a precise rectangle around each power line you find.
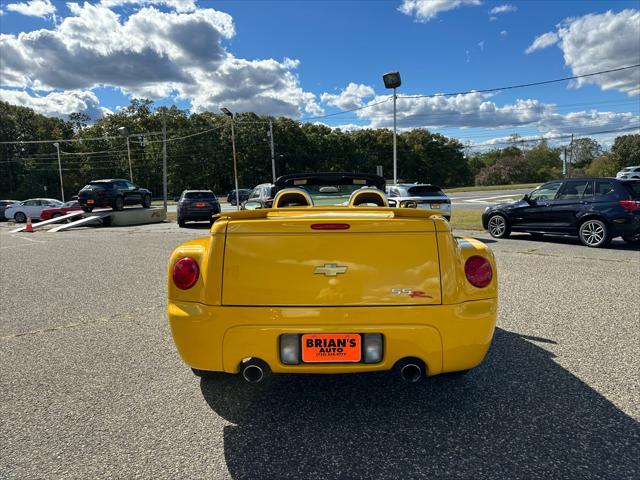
[398,64,640,99]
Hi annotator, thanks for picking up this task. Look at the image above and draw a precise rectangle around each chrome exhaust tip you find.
[395,358,425,383]
[240,358,270,384]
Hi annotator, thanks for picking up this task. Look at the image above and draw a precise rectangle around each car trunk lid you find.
[221,209,442,306]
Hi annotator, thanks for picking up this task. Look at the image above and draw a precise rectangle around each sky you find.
[0,0,639,148]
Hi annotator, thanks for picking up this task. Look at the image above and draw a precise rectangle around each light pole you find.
[268,120,276,183]
[383,71,401,184]
[221,107,240,210]
[117,126,133,182]
[52,142,65,202]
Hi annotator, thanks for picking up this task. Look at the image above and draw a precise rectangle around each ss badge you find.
[391,288,431,299]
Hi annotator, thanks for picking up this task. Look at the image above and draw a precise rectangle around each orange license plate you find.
[87,199,94,204]
[195,202,205,207]
[301,334,361,363]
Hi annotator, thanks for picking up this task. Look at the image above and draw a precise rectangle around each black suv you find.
[227,189,251,205]
[177,190,221,227]
[78,179,152,212]
[482,178,640,248]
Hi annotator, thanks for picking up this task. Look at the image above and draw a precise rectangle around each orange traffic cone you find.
[25,216,33,233]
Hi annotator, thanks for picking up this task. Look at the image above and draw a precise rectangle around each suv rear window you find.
[407,185,445,197]
[184,192,216,200]
[622,181,640,199]
[86,181,114,189]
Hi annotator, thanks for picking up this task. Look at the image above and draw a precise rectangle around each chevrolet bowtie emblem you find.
[314,263,348,277]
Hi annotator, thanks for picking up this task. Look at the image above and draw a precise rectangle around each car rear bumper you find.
[611,214,640,237]
[179,208,220,220]
[168,299,497,376]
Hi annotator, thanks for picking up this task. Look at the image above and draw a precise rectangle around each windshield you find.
[407,186,445,197]
[296,184,368,205]
[184,192,216,200]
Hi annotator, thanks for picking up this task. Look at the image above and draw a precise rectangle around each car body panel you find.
[77,179,151,209]
[168,203,497,377]
[39,201,81,220]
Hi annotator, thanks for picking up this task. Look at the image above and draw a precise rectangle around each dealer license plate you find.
[301,333,361,363]
[195,202,206,207]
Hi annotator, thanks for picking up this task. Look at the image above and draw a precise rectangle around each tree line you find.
[1,99,638,200]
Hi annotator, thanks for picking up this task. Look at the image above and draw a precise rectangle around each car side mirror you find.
[524,194,534,204]
[244,201,262,210]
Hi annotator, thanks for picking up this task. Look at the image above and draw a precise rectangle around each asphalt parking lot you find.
[1,220,638,479]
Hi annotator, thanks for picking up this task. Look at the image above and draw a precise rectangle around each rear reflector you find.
[172,257,199,290]
[311,223,351,230]
[464,256,493,288]
[619,200,640,211]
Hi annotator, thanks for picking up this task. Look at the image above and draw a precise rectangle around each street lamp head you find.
[220,107,233,118]
[117,126,129,137]
[53,142,59,148]
[383,71,401,89]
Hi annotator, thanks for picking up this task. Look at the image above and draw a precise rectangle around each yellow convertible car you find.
[168,173,497,383]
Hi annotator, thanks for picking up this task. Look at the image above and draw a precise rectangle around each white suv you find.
[616,166,640,180]
[386,184,451,220]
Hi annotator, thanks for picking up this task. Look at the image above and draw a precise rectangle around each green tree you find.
[611,134,640,170]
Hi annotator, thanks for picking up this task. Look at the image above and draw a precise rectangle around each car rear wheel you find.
[113,196,124,211]
[178,217,186,228]
[82,206,93,212]
[487,214,510,238]
[14,212,26,223]
[142,194,151,208]
[578,219,611,248]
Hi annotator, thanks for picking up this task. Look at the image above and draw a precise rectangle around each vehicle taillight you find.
[464,256,493,288]
[619,200,640,211]
[172,257,199,290]
[311,223,351,230]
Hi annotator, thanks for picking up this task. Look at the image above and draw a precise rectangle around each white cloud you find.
[320,83,375,110]
[399,0,481,22]
[489,4,517,15]
[500,30,507,36]
[524,31,559,53]
[99,0,197,13]
[526,9,640,95]
[332,90,640,140]
[0,89,110,119]
[5,0,55,18]
[0,3,322,118]
[478,40,484,51]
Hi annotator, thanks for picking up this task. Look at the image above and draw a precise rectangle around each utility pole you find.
[269,120,276,183]
[126,136,133,182]
[221,108,240,210]
[563,147,568,177]
[393,88,397,184]
[568,133,574,178]
[162,109,168,211]
[53,142,65,202]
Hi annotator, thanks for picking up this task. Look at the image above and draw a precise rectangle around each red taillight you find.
[619,200,640,211]
[310,223,351,230]
[464,256,493,288]
[172,257,199,290]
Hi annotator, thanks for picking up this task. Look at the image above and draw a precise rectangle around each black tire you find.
[52,213,62,218]
[529,232,544,240]
[178,217,186,228]
[82,206,93,212]
[487,213,511,238]
[142,194,151,208]
[113,196,124,211]
[622,234,640,245]
[14,212,26,223]
[578,218,611,248]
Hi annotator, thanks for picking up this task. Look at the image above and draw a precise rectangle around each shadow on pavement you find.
[200,328,639,479]
[506,233,639,251]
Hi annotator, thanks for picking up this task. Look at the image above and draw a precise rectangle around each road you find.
[1,222,638,479]
[164,189,532,213]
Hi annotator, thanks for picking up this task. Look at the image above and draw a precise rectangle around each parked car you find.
[39,200,82,221]
[241,183,276,209]
[386,183,451,220]
[78,179,152,212]
[4,198,64,222]
[616,166,640,180]
[177,190,221,227]
[168,172,497,383]
[482,177,640,247]
[0,200,19,221]
[227,189,252,205]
